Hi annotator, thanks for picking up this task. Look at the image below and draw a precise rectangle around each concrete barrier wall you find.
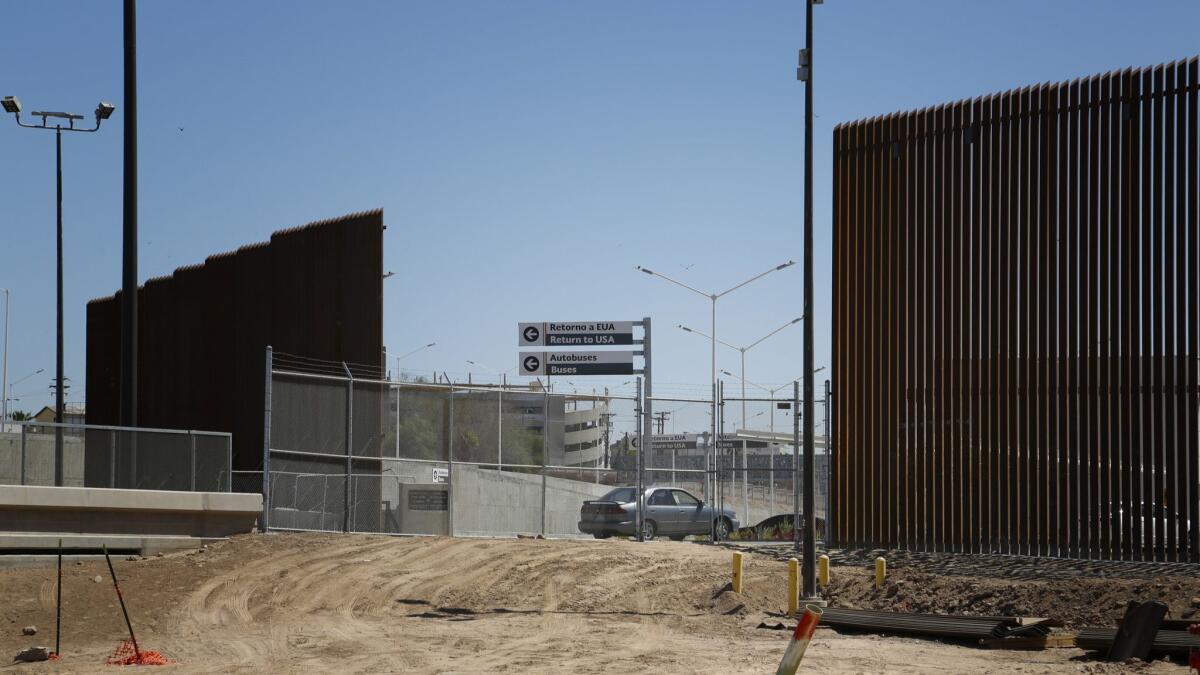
[0,484,262,542]
[451,464,609,538]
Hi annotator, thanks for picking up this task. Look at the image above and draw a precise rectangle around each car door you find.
[671,489,706,535]
[645,489,677,534]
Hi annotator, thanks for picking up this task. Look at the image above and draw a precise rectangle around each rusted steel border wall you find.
[832,58,1199,561]
[85,209,385,476]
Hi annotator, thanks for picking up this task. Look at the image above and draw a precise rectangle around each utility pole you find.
[654,411,670,435]
[600,411,615,469]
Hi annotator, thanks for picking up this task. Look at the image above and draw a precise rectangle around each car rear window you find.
[598,487,635,503]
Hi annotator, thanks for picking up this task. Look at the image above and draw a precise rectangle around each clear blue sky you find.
[2,1,1197,435]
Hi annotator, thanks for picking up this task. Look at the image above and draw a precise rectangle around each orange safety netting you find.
[105,639,170,666]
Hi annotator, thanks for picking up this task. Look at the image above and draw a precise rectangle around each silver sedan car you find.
[578,486,739,541]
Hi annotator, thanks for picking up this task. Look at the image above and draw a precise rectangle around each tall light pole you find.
[723,366,824,434]
[636,261,795,507]
[6,368,44,421]
[680,316,802,431]
[0,288,8,426]
[3,96,113,485]
[801,0,819,600]
[682,316,802,519]
[394,342,436,379]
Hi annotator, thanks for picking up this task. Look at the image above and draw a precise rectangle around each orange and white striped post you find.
[775,604,823,675]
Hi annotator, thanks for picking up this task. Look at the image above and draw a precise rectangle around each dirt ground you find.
[0,533,1194,673]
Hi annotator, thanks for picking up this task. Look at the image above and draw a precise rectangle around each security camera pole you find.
[797,0,819,599]
[2,96,113,485]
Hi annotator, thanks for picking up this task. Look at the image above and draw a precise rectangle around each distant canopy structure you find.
[86,209,385,483]
[832,58,1199,562]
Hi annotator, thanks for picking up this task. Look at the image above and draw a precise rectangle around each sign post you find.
[518,318,652,540]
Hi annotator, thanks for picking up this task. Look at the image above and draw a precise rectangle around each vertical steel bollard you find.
[819,554,830,587]
[875,556,886,589]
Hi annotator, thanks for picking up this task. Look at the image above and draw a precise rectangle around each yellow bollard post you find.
[732,552,744,593]
[818,554,829,588]
[787,558,799,616]
[874,556,886,589]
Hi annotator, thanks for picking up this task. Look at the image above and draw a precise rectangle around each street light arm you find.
[10,113,103,133]
[635,266,711,299]
[397,342,436,361]
[715,260,795,298]
[12,369,45,387]
[744,316,804,351]
[720,369,772,394]
[677,324,740,351]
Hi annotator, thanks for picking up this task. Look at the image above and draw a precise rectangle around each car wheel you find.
[713,517,731,541]
[641,519,657,541]
[593,532,611,540]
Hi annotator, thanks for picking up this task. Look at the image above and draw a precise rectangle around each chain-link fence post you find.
[261,345,273,531]
[793,380,801,553]
[824,378,832,547]
[540,381,548,537]
[498,375,504,469]
[19,422,26,485]
[635,377,644,542]
[189,432,196,492]
[448,382,455,537]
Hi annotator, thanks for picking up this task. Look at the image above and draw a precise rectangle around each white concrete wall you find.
[451,463,609,537]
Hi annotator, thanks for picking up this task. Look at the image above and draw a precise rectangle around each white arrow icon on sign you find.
[523,325,540,343]
[522,355,541,373]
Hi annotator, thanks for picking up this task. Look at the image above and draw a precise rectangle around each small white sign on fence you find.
[432,467,449,484]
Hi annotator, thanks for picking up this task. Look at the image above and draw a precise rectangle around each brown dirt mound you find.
[2,533,1191,673]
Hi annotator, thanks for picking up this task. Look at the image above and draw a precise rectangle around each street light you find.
[635,261,795,511]
[683,316,802,519]
[679,316,802,432]
[3,95,113,486]
[394,342,436,380]
[6,368,44,422]
[723,366,824,434]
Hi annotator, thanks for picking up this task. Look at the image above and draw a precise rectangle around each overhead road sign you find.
[519,350,635,376]
[519,321,634,347]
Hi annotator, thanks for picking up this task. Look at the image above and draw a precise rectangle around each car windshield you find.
[598,487,636,503]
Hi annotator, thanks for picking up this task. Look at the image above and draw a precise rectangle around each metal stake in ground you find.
[101,545,140,661]
[55,537,62,656]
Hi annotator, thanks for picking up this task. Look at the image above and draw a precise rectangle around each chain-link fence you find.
[264,355,638,537]
[0,422,231,491]
[263,350,833,542]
